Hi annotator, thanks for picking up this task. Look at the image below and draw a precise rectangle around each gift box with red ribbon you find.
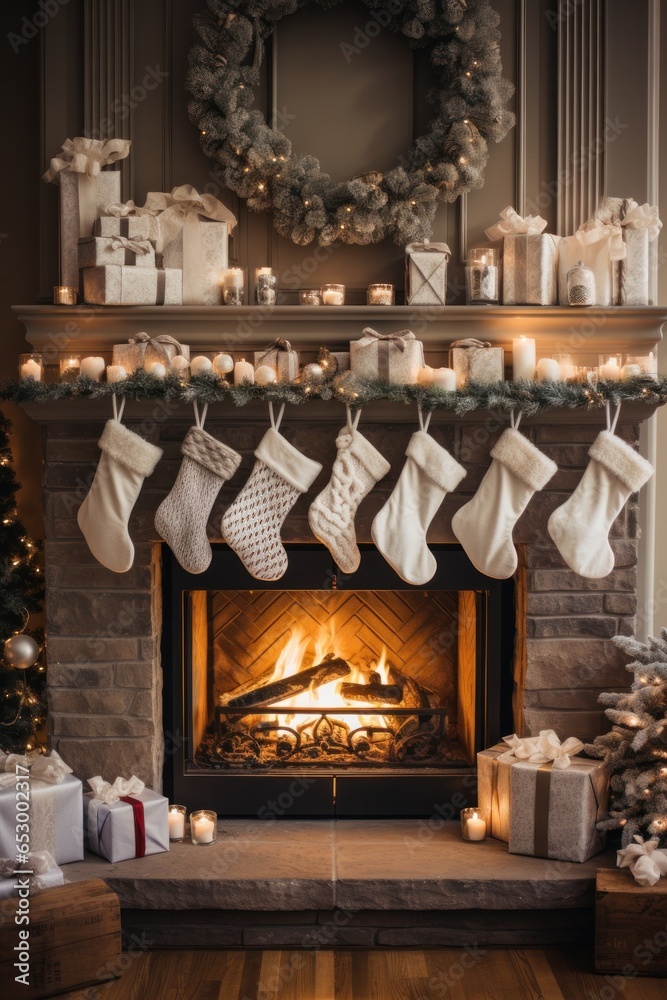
[84,776,169,863]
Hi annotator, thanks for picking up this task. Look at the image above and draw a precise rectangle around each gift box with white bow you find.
[253,339,299,382]
[78,235,156,269]
[350,327,424,384]
[94,203,159,242]
[111,332,190,374]
[43,137,131,288]
[595,197,662,305]
[405,241,450,305]
[485,207,560,305]
[0,750,84,865]
[449,339,505,388]
[83,775,169,863]
[558,217,624,306]
[0,850,64,900]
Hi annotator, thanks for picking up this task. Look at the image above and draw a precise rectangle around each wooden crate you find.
[595,868,667,977]
[0,877,122,999]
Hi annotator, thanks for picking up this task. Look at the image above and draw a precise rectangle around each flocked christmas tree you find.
[585,630,667,848]
[0,408,46,754]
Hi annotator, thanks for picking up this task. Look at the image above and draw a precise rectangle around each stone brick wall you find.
[43,414,641,788]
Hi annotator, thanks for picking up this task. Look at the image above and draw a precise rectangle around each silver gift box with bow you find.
[405,241,451,306]
[449,339,505,388]
[78,235,156,269]
[84,775,169,864]
[595,197,662,305]
[485,207,560,305]
[350,327,425,384]
[95,202,159,242]
[84,265,183,306]
[112,333,190,373]
[253,339,299,382]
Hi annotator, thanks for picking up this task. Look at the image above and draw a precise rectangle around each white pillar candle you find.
[146,361,166,379]
[80,357,106,381]
[171,356,190,375]
[600,357,621,380]
[106,365,128,383]
[254,365,277,386]
[235,358,255,384]
[466,811,486,841]
[193,815,215,843]
[168,808,185,840]
[558,362,577,381]
[417,366,434,386]
[213,353,234,375]
[224,267,244,289]
[513,336,536,381]
[621,363,642,380]
[21,359,42,380]
[536,358,560,382]
[190,356,213,376]
[431,367,457,391]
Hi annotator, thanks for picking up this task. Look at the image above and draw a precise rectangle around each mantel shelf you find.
[13,304,667,355]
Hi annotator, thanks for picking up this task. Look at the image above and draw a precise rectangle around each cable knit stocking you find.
[308,414,390,574]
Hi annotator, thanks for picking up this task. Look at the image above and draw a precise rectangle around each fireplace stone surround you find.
[16,304,664,796]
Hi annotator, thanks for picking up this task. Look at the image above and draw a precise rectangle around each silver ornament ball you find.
[301,363,324,384]
[4,634,40,670]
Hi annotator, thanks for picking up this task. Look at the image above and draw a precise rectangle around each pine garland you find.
[2,373,666,416]
[186,0,515,246]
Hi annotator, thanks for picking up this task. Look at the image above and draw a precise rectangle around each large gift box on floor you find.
[485,207,560,305]
[350,327,424,384]
[84,775,169,863]
[83,264,182,305]
[43,137,130,288]
[0,751,84,865]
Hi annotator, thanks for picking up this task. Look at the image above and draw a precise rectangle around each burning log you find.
[226,654,351,709]
[388,666,433,709]
[339,682,403,705]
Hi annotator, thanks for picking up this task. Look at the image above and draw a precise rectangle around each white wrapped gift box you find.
[83,264,183,305]
[350,328,424,384]
[84,777,169,863]
[79,235,156,269]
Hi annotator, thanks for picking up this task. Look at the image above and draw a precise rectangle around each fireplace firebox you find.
[163,544,513,817]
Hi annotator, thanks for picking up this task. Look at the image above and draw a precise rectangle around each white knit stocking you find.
[308,409,390,574]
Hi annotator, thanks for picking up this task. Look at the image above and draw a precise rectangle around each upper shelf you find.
[13,304,667,354]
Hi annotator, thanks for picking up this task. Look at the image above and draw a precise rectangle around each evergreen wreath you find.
[187,0,515,246]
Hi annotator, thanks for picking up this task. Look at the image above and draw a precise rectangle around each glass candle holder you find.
[53,285,78,305]
[59,353,81,382]
[168,804,187,842]
[223,267,245,306]
[190,809,217,846]
[19,353,43,381]
[255,267,277,306]
[460,808,487,842]
[300,289,322,306]
[465,248,498,304]
[553,354,576,381]
[321,283,345,306]
[567,260,595,306]
[599,355,622,381]
[367,283,394,306]
[623,353,658,380]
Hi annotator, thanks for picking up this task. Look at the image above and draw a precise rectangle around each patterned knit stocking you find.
[309,410,390,573]
[221,405,322,581]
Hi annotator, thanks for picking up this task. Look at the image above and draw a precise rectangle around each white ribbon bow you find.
[576,217,627,261]
[498,729,584,769]
[485,205,548,241]
[43,137,131,184]
[87,774,145,804]
[617,835,667,887]
[620,200,663,242]
[361,327,416,354]
[0,749,73,787]
[110,235,152,256]
[130,183,237,253]
[0,850,58,880]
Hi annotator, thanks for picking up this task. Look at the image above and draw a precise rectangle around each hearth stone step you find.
[63,820,612,919]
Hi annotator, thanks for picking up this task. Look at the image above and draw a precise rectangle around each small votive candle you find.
[254,365,277,386]
[300,289,322,306]
[19,354,43,381]
[431,367,457,391]
[190,355,214,376]
[465,248,499,305]
[417,366,434,386]
[599,355,622,381]
[255,267,277,306]
[168,804,187,842]
[106,364,128,383]
[460,807,487,842]
[623,354,658,380]
[213,353,234,376]
[59,354,81,382]
[53,285,78,305]
[190,809,216,846]
[536,358,560,382]
[367,283,394,306]
[513,336,536,381]
[80,356,105,381]
[223,267,245,306]
[146,360,166,379]
[234,358,255,384]
[321,283,345,305]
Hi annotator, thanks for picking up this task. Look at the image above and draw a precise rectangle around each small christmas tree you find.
[0,409,46,753]
[585,630,667,847]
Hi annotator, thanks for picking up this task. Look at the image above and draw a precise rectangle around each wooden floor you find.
[62,947,667,999]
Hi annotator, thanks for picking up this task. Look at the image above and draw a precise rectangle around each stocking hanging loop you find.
[346,406,361,433]
[606,400,621,434]
[269,401,285,431]
[510,410,522,432]
[112,394,126,424]
[418,406,432,435]
[193,400,208,430]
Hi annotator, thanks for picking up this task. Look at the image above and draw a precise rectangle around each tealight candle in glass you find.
[623,353,658,380]
[19,354,43,381]
[553,354,576,381]
[59,353,81,382]
[599,355,622,381]
[460,807,487,842]
[168,804,187,842]
[223,267,245,306]
[367,283,394,306]
[255,267,277,306]
[465,248,498,304]
[190,809,217,846]
[321,283,345,305]
[300,289,322,306]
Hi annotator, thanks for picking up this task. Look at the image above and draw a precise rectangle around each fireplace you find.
[163,544,514,817]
